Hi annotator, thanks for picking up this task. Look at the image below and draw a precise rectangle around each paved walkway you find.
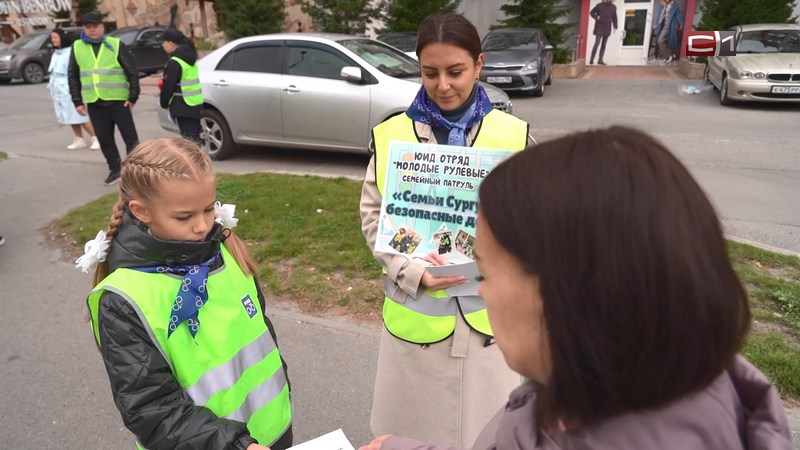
[581,65,683,80]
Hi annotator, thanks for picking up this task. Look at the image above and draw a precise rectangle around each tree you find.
[493,0,575,63]
[377,0,461,34]
[302,0,379,35]
[698,0,797,31]
[215,0,285,40]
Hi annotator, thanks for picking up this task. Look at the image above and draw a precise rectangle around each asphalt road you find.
[1,77,798,449]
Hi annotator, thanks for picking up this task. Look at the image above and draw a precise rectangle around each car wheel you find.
[200,109,236,160]
[703,64,712,86]
[719,75,734,106]
[22,62,45,84]
[544,69,552,86]
[532,79,544,97]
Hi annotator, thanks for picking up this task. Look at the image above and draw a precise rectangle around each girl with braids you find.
[77,137,292,450]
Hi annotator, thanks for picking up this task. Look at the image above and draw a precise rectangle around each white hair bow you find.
[214,201,239,229]
[75,230,111,273]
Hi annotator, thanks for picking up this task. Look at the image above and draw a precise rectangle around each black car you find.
[0,27,82,84]
[481,28,554,97]
[376,31,418,59]
[108,26,169,76]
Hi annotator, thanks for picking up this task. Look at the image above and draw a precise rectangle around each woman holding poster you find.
[359,12,534,448]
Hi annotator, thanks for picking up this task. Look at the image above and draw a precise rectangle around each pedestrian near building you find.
[48,28,99,151]
[361,126,793,450]
[78,137,292,450]
[360,12,534,448]
[68,12,140,186]
[590,0,618,65]
[159,28,203,146]
[654,0,684,63]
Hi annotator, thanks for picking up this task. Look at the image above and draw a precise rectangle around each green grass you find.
[0,151,7,160]
[53,173,800,400]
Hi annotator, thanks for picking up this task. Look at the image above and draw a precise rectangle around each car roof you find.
[487,28,542,34]
[736,23,800,32]
[110,26,165,33]
[228,33,372,45]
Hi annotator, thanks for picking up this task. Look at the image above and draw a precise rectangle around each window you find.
[219,44,283,73]
[286,45,351,80]
[139,30,165,47]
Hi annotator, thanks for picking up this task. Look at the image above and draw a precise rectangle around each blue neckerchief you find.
[133,251,220,339]
[80,30,114,51]
[405,84,494,146]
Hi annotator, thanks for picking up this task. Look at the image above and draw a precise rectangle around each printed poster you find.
[375,142,516,264]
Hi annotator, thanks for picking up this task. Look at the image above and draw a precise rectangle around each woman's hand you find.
[359,434,393,450]
[246,444,270,450]
[420,252,467,291]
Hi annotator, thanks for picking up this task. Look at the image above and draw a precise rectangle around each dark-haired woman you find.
[359,12,534,447]
[362,126,792,450]
[159,28,203,145]
[48,28,99,150]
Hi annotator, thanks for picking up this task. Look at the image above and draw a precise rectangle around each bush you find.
[376,0,461,34]
[215,0,286,40]
[698,0,798,31]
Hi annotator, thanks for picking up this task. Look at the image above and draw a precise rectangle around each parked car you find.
[158,33,515,160]
[0,27,81,84]
[108,26,169,76]
[376,31,418,59]
[705,23,800,105]
[480,28,554,97]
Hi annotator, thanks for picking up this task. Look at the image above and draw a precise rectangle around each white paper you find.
[425,261,481,297]
[287,428,355,450]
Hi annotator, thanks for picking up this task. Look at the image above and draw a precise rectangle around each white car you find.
[159,33,514,160]
[705,23,800,105]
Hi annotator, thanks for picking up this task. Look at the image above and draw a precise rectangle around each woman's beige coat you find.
[360,119,533,447]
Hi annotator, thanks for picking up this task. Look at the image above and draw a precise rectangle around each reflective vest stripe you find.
[180,78,200,86]
[186,330,277,404]
[95,68,125,75]
[226,369,288,422]
[95,82,128,88]
[372,110,529,343]
[176,88,202,96]
[382,277,456,317]
[79,70,92,76]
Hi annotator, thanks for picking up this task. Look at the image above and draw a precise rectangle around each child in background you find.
[77,137,292,450]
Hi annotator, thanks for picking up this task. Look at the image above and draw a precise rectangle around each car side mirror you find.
[341,66,364,83]
[544,45,554,52]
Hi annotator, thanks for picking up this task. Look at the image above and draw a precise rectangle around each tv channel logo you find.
[686,31,736,56]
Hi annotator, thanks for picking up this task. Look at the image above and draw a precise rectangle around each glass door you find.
[616,1,653,65]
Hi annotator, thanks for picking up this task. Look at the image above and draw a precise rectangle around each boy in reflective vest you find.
[79,138,292,450]
[160,28,203,146]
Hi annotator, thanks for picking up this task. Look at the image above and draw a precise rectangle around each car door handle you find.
[283,85,300,93]
[214,80,228,87]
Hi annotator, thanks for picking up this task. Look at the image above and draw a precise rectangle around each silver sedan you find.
[159,33,515,160]
[705,23,800,105]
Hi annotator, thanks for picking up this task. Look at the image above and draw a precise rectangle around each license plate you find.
[771,85,800,94]
[487,76,512,83]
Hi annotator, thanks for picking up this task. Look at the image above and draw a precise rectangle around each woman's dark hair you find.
[478,126,750,427]
[51,28,73,49]
[416,12,482,61]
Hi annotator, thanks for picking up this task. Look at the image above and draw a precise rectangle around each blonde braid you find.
[92,197,126,286]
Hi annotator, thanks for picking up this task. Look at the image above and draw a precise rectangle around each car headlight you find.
[753,72,766,79]
[522,61,538,71]
[0,54,12,62]
[739,70,752,79]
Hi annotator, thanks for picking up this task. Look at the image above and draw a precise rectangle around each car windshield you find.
[378,34,416,53]
[737,30,800,53]
[482,32,538,52]
[9,33,48,50]
[338,38,419,78]
[109,29,138,45]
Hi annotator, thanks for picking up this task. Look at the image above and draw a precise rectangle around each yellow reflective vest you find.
[87,244,292,448]
[73,36,129,103]
[169,56,203,106]
[372,109,529,343]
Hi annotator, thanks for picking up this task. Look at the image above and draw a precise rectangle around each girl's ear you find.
[128,200,151,224]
